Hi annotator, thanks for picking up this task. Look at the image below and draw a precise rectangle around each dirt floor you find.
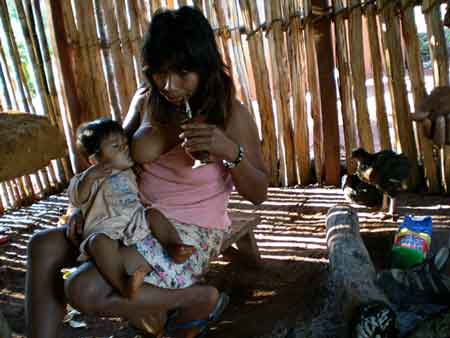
[1,186,450,338]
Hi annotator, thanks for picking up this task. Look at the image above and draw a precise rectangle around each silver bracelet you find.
[222,144,244,169]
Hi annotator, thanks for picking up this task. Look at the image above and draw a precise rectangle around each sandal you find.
[165,292,229,338]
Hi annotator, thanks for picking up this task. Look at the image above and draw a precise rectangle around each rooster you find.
[351,148,411,218]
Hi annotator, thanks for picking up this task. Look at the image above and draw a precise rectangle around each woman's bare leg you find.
[65,249,221,338]
[25,227,79,338]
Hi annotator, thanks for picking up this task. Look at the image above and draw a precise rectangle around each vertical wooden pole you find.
[401,1,440,193]
[348,0,374,153]
[422,0,450,192]
[311,0,340,185]
[288,0,311,185]
[265,1,296,186]
[379,0,419,189]
[332,0,357,174]
[238,0,279,185]
[46,0,83,173]
[365,4,391,151]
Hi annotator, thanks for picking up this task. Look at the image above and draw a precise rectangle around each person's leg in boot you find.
[147,208,196,263]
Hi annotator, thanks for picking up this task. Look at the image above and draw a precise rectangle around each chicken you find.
[341,174,383,207]
[351,148,411,218]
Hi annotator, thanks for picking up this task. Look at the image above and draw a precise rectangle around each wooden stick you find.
[422,0,450,192]
[238,0,279,185]
[348,0,374,153]
[304,0,324,184]
[265,0,296,186]
[0,0,34,113]
[332,0,357,174]
[287,0,312,185]
[0,49,13,109]
[378,0,419,189]
[94,0,123,122]
[312,0,340,186]
[365,4,391,151]
[400,2,441,193]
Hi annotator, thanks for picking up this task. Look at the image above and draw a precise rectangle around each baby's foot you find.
[167,244,196,264]
[125,265,150,299]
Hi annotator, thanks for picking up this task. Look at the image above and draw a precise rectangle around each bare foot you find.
[125,265,151,299]
[129,310,167,338]
[167,244,196,264]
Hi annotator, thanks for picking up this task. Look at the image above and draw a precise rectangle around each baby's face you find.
[98,132,134,170]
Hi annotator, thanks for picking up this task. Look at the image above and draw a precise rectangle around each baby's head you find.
[76,118,134,170]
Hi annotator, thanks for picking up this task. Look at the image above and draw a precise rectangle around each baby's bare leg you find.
[147,208,196,264]
[87,234,150,298]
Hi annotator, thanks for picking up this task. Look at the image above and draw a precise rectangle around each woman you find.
[25,6,268,338]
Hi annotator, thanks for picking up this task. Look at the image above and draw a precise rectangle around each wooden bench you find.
[220,212,261,266]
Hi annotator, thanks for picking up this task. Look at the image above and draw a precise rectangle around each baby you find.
[69,117,195,298]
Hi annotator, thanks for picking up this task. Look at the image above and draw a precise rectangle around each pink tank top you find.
[138,145,234,229]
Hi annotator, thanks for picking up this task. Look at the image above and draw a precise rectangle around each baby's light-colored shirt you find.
[68,168,149,261]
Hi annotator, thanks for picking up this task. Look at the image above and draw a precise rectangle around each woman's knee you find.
[64,266,106,314]
[28,228,69,263]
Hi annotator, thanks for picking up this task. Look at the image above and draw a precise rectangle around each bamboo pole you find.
[114,0,137,106]
[127,0,144,85]
[313,0,340,185]
[4,181,18,208]
[287,0,311,185]
[216,0,253,112]
[365,4,391,151]
[422,0,450,192]
[348,0,374,153]
[46,0,83,173]
[0,41,19,109]
[304,0,323,184]
[2,0,55,188]
[378,0,419,189]
[0,183,10,209]
[15,0,67,186]
[332,0,357,174]
[0,0,34,113]
[265,0,296,186]
[238,0,278,185]
[0,56,12,109]
[74,0,108,120]
[0,186,4,214]
[94,0,124,122]
[400,1,441,193]
[137,0,151,31]
[33,1,73,181]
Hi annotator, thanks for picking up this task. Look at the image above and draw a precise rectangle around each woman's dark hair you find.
[142,6,235,126]
[76,118,124,157]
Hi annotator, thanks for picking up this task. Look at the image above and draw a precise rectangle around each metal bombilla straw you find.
[184,97,209,168]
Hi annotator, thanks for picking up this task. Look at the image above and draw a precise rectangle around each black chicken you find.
[351,148,411,217]
[341,174,383,207]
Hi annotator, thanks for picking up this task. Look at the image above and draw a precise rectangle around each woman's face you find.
[151,69,200,106]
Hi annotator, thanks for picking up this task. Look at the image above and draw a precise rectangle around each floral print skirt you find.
[135,220,225,289]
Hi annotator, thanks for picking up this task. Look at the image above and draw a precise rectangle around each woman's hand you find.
[65,208,85,246]
[179,123,239,162]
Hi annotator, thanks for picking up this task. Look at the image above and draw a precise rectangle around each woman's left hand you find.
[179,122,238,162]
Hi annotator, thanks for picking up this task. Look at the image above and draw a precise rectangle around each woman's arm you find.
[180,100,269,204]
[123,85,149,138]
[224,101,269,204]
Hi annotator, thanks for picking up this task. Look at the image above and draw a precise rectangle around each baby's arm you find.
[71,162,112,206]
